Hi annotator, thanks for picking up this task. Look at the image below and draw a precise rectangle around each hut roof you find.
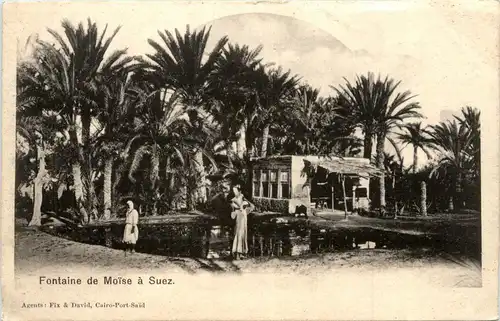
[304,158,384,177]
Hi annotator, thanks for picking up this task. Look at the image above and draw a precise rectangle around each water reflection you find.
[43,215,480,262]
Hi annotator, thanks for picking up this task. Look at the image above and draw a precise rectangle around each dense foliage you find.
[16,19,481,225]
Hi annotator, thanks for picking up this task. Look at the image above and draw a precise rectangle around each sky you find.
[8,0,499,167]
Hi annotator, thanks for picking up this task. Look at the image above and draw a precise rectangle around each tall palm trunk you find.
[413,146,418,174]
[235,128,243,157]
[420,181,427,216]
[81,108,96,221]
[244,124,255,197]
[244,123,254,160]
[261,125,270,157]
[112,160,127,217]
[151,146,160,216]
[375,133,386,210]
[194,149,206,204]
[454,172,463,210]
[341,174,348,219]
[169,173,175,190]
[188,110,207,205]
[86,154,97,221]
[236,140,242,158]
[29,143,45,227]
[69,127,89,224]
[186,184,196,211]
[448,196,454,211]
[72,163,88,223]
[103,157,113,220]
[363,130,374,160]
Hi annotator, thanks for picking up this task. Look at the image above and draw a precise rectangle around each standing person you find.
[229,184,254,260]
[123,200,139,254]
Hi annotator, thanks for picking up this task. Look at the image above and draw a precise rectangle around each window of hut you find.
[261,171,270,197]
[280,171,290,199]
[270,170,278,198]
[253,174,260,197]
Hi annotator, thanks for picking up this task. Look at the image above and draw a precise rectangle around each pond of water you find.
[43,215,479,261]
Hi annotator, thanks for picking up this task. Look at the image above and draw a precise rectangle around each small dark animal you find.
[294,205,308,219]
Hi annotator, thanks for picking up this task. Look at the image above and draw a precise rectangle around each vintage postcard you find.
[2,0,499,320]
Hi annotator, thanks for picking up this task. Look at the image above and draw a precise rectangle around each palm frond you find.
[128,145,151,183]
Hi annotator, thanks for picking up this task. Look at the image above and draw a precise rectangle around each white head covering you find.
[126,200,134,208]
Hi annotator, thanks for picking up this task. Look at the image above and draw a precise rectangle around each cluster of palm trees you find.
[16,18,480,226]
[381,106,480,215]
[427,106,481,211]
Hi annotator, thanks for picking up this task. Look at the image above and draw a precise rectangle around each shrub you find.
[253,198,289,213]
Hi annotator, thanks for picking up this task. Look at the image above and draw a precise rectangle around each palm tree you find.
[333,73,382,160]
[257,67,300,157]
[455,106,480,179]
[332,137,363,157]
[16,61,64,226]
[374,152,401,189]
[334,73,422,210]
[396,122,433,173]
[93,71,136,219]
[29,18,132,223]
[209,43,265,163]
[420,180,428,216]
[16,116,46,227]
[374,100,421,210]
[142,25,228,204]
[315,96,358,156]
[428,119,476,210]
[17,124,47,227]
[286,84,321,154]
[278,86,352,156]
[123,81,216,213]
[455,106,481,211]
[208,43,270,195]
[386,136,404,170]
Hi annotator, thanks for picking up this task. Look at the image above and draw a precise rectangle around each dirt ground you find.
[15,227,481,287]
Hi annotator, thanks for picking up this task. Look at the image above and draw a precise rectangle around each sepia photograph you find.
[2,1,499,320]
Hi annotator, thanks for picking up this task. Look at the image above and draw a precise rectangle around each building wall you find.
[251,155,372,213]
[353,173,370,211]
[252,156,293,214]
